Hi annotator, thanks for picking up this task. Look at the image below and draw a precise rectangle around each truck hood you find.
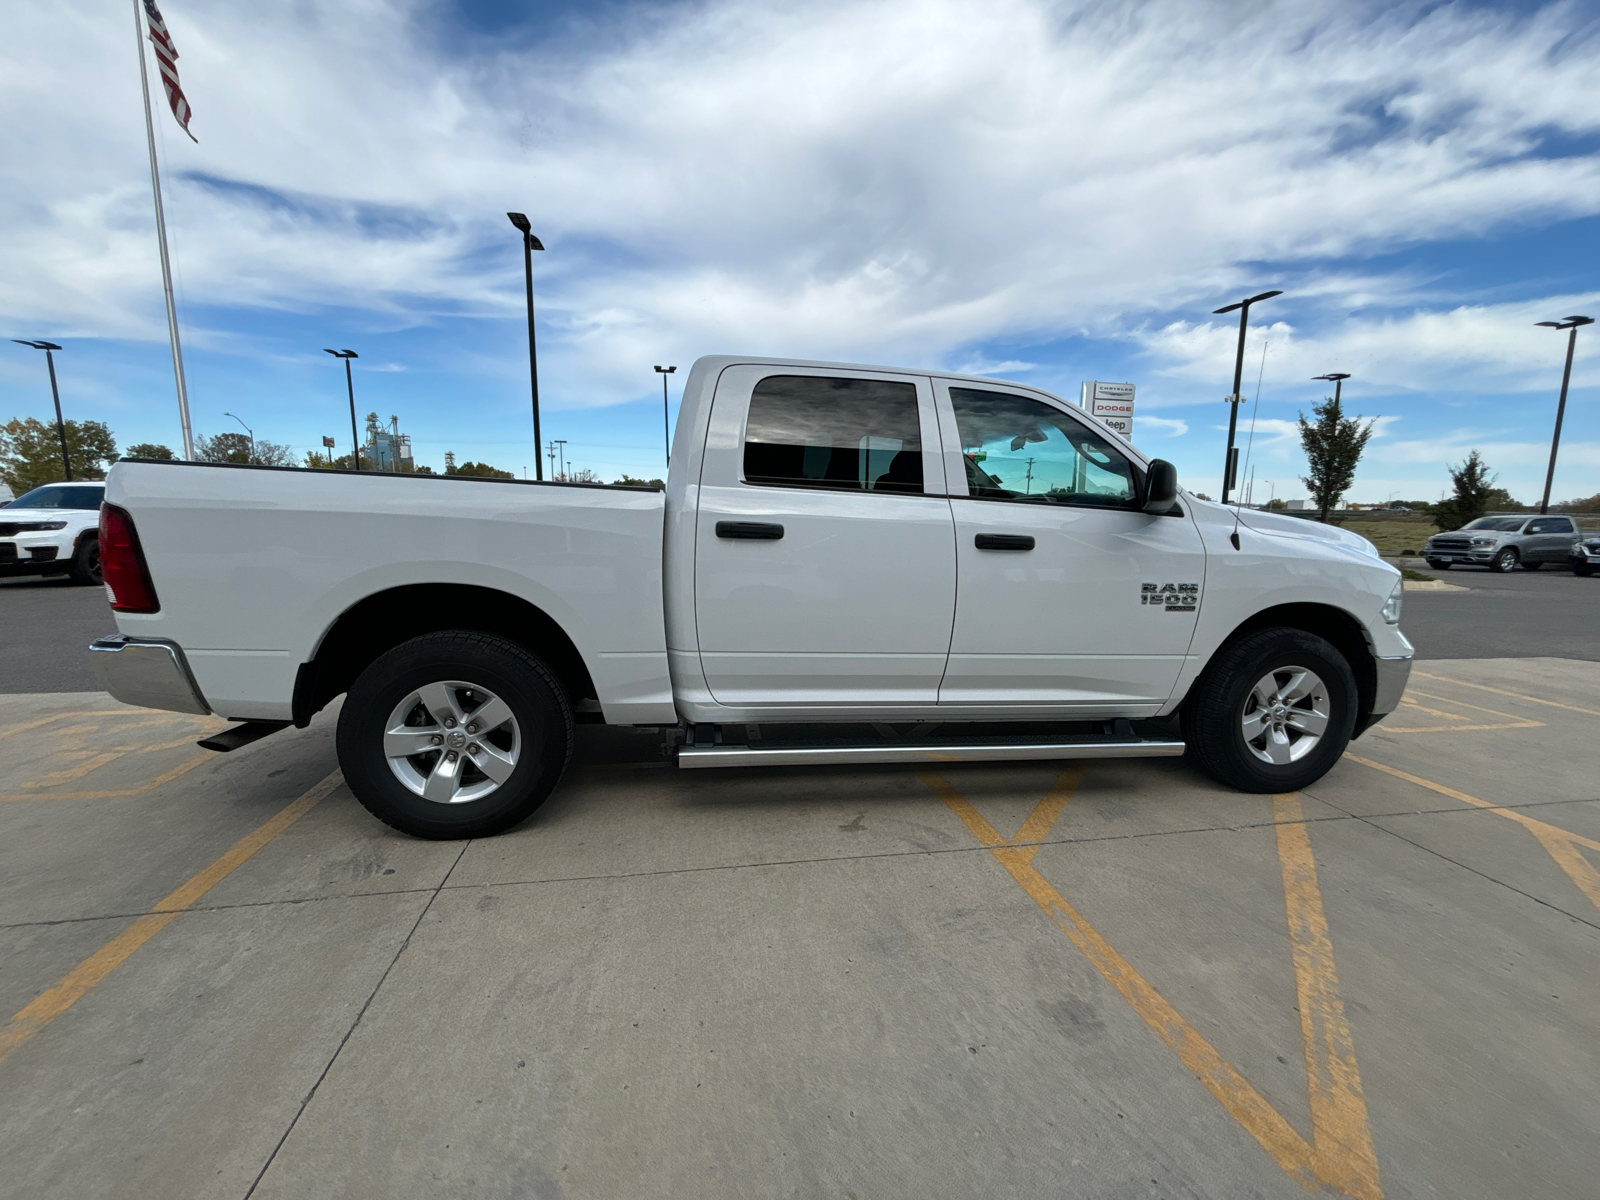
[1230,507,1380,558]
[0,507,96,526]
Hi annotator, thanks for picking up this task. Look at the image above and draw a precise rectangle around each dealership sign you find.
[1079,381,1135,435]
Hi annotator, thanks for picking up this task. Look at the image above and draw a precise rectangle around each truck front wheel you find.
[337,631,574,839]
[1181,629,1357,794]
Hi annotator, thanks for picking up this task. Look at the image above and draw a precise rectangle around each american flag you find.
[143,0,197,142]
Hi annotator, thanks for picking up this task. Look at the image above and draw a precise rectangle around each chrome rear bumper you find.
[88,635,211,715]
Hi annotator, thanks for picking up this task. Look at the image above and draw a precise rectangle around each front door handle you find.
[974,533,1035,551]
[716,521,785,540]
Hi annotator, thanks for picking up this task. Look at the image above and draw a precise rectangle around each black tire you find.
[1575,564,1594,577]
[1426,559,1450,571]
[1491,547,1518,573]
[1522,560,1543,571]
[68,536,101,586]
[1181,628,1358,794]
[336,631,574,839]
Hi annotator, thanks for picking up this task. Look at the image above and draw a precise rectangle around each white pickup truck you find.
[89,355,1412,838]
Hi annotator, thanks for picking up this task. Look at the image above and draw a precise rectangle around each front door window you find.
[949,388,1136,508]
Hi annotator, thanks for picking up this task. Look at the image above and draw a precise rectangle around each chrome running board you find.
[677,738,1185,769]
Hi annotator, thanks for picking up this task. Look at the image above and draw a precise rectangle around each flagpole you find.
[132,0,195,460]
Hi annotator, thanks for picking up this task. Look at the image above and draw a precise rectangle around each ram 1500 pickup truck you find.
[89,355,1412,838]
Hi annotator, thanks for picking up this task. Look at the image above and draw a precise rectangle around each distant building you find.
[366,416,415,472]
[1285,499,1310,511]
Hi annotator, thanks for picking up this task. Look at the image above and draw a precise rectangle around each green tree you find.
[1431,450,1498,532]
[196,432,295,466]
[125,442,175,461]
[1556,492,1600,514]
[447,459,514,479]
[1298,394,1375,522]
[0,417,118,493]
[614,475,666,490]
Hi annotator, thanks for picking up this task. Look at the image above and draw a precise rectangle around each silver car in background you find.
[1424,514,1582,572]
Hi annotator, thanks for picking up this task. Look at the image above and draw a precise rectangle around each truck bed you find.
[105,462,675,724]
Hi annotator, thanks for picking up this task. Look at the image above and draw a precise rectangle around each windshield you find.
[7,484,105,511]
[1460,517,1525,532]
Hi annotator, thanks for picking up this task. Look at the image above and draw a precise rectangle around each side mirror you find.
[1143,459,1178,513]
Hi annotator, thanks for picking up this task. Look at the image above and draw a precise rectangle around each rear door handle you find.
[974,534,1035,551]
[716,521,785,540]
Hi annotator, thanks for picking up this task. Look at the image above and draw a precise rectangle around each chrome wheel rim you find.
[383,680,520,805]
[1241,666,1329,766]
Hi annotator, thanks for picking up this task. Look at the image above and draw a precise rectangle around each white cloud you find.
[4,0,1600,414]
[1135,415,1188,437]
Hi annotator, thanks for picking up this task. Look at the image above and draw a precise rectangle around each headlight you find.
[1469,537,1494,547]
[1381,579,1402,625]
[13,520,67,532]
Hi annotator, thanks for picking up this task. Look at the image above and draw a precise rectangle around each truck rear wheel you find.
[1181,628,1357,794]
[336,631,573,839]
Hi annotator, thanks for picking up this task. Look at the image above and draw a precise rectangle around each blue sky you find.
[4,0,1600,501]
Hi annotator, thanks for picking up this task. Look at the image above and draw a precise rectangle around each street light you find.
[1312,372,1351,405]
[323,349,361,469]
[655,365,677,467]
[11,340,71,481]
[553,439,567,481]
[1534,316,1594,514]
[223,411,255,462]
[507,212,546,481]
[1213,289,1282,503]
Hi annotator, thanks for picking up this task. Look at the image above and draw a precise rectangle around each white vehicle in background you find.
[0,482,105,585]
[89,356,1412,839]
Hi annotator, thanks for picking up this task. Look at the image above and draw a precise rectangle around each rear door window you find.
[742,376,923,493]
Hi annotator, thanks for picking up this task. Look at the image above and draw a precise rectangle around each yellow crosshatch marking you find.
[1347,754,1600,914]
[0,710,227,801]
[1380,687,1543,735]
[919,766,1383,1200]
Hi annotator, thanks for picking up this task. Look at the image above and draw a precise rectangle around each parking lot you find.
[2,576,1597,1198]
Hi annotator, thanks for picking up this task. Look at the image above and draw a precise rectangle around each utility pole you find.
[553,439,567,481]
[1024,457,1035,494]
[11,340,72,480]
[655,365,677,467]
[507,213,545,480]
[546,441,556,480]
[1212,289,1281,504]
[1534,316,1594,514]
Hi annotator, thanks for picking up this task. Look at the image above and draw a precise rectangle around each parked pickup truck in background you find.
[1424,514,1582,572]
[0,482,105,585]
[89,356,1412,838]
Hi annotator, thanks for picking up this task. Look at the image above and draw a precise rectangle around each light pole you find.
[1213,289,1282,503]
[323,349,361,469]
[1312,372,1350,407]
[553,439,567,481]
[655,365,677,467]
[223,411,254,462]
[12,340,71,481]
[1534,315,1594,514]
[507,213,546,480]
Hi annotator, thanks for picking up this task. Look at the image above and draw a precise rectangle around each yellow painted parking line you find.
[1379,721,1543,734]
[0,754,212,802]
[1411,671,1600,718]
[0,769,345,1065]
[1346,754,1600,914]
[20,752,126,787]
[920,768,1383,1200]
[0,711,189,742]
[1398,698,1468,720]
[1404,690,1541,722]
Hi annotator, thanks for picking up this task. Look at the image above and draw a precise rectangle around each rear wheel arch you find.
[1189,602,1377,730]
[293,583,597,727]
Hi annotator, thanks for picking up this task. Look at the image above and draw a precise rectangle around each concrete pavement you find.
[2,659,1597,1199]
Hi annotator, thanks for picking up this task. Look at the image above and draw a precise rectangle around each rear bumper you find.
[88,635,212,715]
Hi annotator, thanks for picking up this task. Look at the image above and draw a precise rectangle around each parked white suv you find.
[0,482,105,585]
